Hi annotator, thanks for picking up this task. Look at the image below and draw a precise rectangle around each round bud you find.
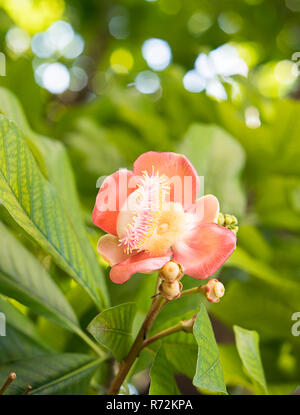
[159,280,182,300]
[160,261,182,282]
[214,281,225,298]
[205,279,225,303]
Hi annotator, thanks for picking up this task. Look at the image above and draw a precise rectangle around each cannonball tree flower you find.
[93,151,236,284]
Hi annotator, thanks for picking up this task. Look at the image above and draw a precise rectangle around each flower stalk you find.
[0,372,16,395]
[108,292,167,395]
[143,315,196,348]
[108,266,226,394]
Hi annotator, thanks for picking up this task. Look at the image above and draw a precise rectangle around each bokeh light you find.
[61,34,85,59]
[47,20,74,52]
[206,79,227,100]
[5,26,30,55]
[209,44,248,77]
[41,62,70,94]
[183,70,206,93]
[218,11,243,34]
[0,0,65,34]
[110,48,134,74]
[135,71,160,94]
[69,67,88,92]
[255,60,298,98]
[159,0,181,15]
[142,38,172,71]
[187,11,213,37]
[109,15,129,39]
[184,44,248,100]
[285,0,300,12]
[245,106,261,128]
[31,32,56,58]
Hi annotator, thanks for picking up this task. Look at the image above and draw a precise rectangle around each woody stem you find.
[108,293,167,395]
[0,372,16,395]
[142,321,184,348]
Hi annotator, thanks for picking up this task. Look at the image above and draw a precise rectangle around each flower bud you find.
[160,261,183,282]
[159,280,183,300]
[205,279,225,303]
[217,212,225,226]
[230,225,239,235]
[218,213,239,235]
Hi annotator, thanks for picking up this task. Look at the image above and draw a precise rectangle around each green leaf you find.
[193,304,227,394]
[87,302,136,361]
[0,296,53,363]
[211,279,296,341]
[0,115,103,308]
[0,222,79,332]
[219,344,253,391]
[227,247,300,312]
[149,345,180,395]
[178,123,246,217]
[0,353,101,395]
[234,325,268,394]
[164,343,198,379]
[0,88,108,305]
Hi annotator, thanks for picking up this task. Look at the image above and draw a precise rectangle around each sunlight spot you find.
[218,11,243,34]
[47,20,74,51]
[245,106,261,128]
[187,11,212,36]
[135,71,160,94]
[109,15,129,39]
[42,62,70,94]
[183,70,206,93]
[69,66,88,91]
[6,27,30,55]
[142,38,172,71]
[110,48,134,74]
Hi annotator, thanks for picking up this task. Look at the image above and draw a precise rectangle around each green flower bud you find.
[217,212,225,226]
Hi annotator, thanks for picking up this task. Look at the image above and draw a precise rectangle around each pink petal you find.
[110,251,172,284]
[92,169,137,235]
[97,234,130,266]
[133,151,199,208]
[172,223,236,279]
[189,194,220,224]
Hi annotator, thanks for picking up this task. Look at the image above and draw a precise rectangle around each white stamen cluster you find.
[120,169,170,254]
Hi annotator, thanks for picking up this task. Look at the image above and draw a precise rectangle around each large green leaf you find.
[0,353,101,395]
[178,123,246,217]
[218,344,253,391]
[234,325,268,394]
[0,115,103,308]
[227,247,300,312]
[193,304,227,394]
[164,343,198,379]
[0,297,52,364]
[211,279,296,341]
[0,222,80,332]
[149,345,180,395]
[0,88,109,304]
[87,302,136,361]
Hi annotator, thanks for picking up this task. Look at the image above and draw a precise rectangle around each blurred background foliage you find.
[0,0,300,395]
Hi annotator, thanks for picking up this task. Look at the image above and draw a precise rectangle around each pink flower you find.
[93,151,236,284]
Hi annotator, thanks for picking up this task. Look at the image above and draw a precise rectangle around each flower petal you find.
[133,151,199,208]
[110,251,171,284]
[97,234,129,266]
[172,223,236,279]
[189,194,220,224]
[92,169,137,235]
